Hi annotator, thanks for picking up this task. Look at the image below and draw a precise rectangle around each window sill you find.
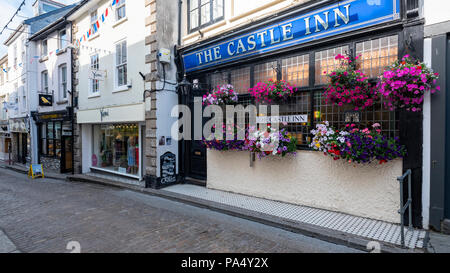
[88,94,101,99]
[113,17,128,28]
[39,56,49,63]
[56,100,68,105]
[89,33,100,41]
[113,86,129,93]
[56,48,67,55]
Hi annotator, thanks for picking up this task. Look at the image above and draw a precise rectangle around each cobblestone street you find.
[0,168,361,253]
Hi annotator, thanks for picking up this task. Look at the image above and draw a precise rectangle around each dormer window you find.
[188,0,224,33]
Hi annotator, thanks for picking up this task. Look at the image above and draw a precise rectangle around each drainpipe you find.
[69,20,75,175]
[178,0,182,46]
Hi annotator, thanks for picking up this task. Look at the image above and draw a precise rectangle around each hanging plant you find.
[249,79,296,104]
[310,122,406,164]
[245,126,297,159]
[323,54,376,111]
[202,84,239,106]
[377,55,440,112]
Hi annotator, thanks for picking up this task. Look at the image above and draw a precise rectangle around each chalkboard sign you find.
[28,164,44,179]
[160,152,176,185]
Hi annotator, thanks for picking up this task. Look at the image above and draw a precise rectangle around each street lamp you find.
[178,74,191,95]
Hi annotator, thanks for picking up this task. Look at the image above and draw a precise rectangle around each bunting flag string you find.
[76,0,116,48]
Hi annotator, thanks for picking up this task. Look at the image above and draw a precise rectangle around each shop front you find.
[179,0,425,225]
[0,122,11,161]
[33,110,73,173]
[78,103,145,181]
[9,118,30,165]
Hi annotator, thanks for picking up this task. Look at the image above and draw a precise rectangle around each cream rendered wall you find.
[423,0,450,26]
[74,0,146,113]
[181,0,312,46]
[207,150,402,223]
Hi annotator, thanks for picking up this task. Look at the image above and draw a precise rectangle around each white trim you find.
[90,167,140,180]
[422,38,432,230]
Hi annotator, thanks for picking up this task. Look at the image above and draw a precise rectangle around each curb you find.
[66,174,422,253]
[1,165,67,181]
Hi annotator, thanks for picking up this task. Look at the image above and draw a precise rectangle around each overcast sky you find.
[0,0,79,57]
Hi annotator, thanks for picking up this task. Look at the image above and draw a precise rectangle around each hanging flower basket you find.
[310,121,406,164]
[323,54,376,111]
[377,55,440,112]
[249,80,296,104]
[202,84,239,106]
[245,126,297,159]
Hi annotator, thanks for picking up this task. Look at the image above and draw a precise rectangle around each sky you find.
[0,0,79,57]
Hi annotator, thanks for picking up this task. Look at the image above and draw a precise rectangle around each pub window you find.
[253,61,277,84]
[188,0,224,33]
[230,66,250,94]
[314,45,349,85]
[282,54,309,87]
[356,35,398,79]
[279,92,311,146]
[210,71,228,90]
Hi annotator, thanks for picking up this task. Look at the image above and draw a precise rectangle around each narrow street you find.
[0,168,361,253]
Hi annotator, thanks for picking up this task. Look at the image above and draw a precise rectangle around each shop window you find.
[90,54,99,95]
[230,66,250,94]
[282,54,309,87]
[254,61,277,84]
[188,0,224,33]
[116,0,126,21]
[115,40,127,87]
[356,35,398,79]
[314,45,349,85]
[41,121,62,158]
[92,124,139,176]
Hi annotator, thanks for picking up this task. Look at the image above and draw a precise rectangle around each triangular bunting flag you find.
[112,0,117,6]
[96,21,100,28]
[102,14,105,22]
[105,8,108,17]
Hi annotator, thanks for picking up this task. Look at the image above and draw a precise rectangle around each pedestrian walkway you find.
[163,184,427,250]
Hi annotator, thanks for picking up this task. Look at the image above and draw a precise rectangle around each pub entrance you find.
[182,83,207,185]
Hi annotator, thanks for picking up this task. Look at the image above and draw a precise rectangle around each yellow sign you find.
[28,164,45,179]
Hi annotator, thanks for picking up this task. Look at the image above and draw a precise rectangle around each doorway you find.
[61,136,73,173]
[183,87,207,184]
[17,133,27,164]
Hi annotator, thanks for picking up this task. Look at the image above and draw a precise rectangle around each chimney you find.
[32,0,66,16]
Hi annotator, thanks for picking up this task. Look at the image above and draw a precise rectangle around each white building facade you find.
[69,0,147,182]
[0,55,11,161]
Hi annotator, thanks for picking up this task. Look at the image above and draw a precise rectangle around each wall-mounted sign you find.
[9,119,28,133]
[256,115,308,124]
[89,69,106,81]
[39,94,53,107]
[182,0,400,72]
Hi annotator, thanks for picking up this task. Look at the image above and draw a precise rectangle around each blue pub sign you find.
[183,0,400,73]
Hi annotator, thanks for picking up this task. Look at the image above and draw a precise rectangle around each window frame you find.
[39,121,62,159]
[41,70,49,94]
[188,0,225,34]
[41,39,48,57]
[90,10,98,35]
[115,0,126,21]
[115,40,128,89]
[59,29,67,49]
[59,64,68,100]
[90,53,100,95]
